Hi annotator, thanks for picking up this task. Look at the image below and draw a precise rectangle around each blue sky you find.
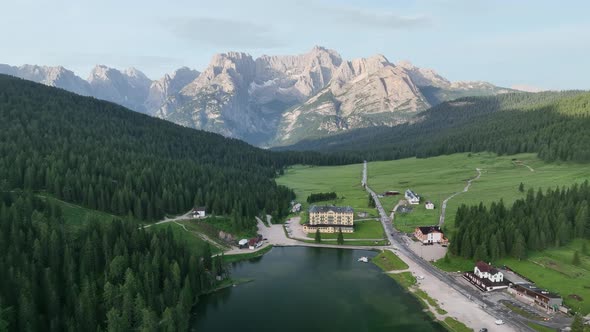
[2,0,589,90]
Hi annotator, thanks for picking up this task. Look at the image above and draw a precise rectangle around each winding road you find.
[438,168,482,227]
[362,161,539,332]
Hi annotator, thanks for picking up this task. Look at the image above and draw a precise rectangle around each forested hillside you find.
[0,192,225,331]
[450,181,590,261]
[278,91,590,163]
[0,75,359,229]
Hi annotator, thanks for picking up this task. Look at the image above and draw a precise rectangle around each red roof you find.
[248,238,258,246]
[475,261,492,273]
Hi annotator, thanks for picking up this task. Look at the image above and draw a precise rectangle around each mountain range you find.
[0,46,513,146]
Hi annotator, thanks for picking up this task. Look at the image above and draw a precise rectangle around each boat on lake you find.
[358,256,369,263]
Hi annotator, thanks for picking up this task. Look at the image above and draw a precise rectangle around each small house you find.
[191,207,206,218]
[405,189,420,205]
[238,239,249,249]
[425,201,435,210]
[292,203,302,213]
[414,226,446,244]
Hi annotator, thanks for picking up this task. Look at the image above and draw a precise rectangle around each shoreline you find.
[374,248,514,332]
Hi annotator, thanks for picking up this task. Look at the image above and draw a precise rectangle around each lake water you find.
[192,247,445,332]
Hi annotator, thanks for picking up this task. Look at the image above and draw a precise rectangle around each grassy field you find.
[441,317,472,332]
[387,271,417,288]
[151,222,222,255]
[223,245,273,263]
[372,250,409,271]
[367,152,590,233]
[39,194,120,228]
[318,220,385,239]
[276,163,378,219]
[526,322,556,332]
[278,153,590,235]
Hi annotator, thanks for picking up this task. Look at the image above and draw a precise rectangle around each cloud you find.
[322,7,430,30]
[162,17,284,49]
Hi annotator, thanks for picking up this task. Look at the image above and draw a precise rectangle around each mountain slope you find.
[0,74,299,224]
[0,47,511,146]
[276,91,590,163]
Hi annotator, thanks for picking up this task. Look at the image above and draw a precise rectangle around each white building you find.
[414,226,446,244]
[191,207,206,218]
[291,203,302,213]
[474,261,504,283]
[464,261,508,291]
[425,201,435,210]
[405,189,420,205]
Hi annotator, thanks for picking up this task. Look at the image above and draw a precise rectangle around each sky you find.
[1,0,589,90]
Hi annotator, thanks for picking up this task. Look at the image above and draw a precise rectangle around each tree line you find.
[449,181,590,262]
[307,192,338,203]
[0,191,226,331]
[0,76,364,233]
[280,91,590,164]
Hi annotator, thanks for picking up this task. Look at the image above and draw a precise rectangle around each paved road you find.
[438,168,482,227]
[363,161,535,332]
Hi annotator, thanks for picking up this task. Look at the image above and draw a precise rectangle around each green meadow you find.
[278,152,590,233]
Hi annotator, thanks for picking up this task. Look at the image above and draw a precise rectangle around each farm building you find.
[384,191,400,196]
[405,189,420,205]
[425,201,435,210]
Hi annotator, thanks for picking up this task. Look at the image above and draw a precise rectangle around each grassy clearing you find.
[319,219,385,239]
[441,317,472,332]
[372,250,409,271]
[39,194,120,228]
[526,322,556,332]
[386,272,417,288]
[222,245,273,263]
[299,239,389,246]
[151,222,221,255]
[367,152,590,233]
[276,163,378,220]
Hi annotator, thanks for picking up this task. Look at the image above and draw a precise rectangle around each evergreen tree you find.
[315,229,321,243]
[519,182,525,193]
[337,229,344,245]
[571,313,585,332]
[573,251,582,266]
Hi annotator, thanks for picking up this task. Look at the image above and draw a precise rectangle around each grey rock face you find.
[0,47,510,146]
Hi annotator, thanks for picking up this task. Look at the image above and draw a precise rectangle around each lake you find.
[192,247,444,331]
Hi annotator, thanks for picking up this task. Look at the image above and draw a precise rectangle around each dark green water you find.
[192,247,445,332]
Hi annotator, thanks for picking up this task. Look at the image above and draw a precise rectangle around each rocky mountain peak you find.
[396,60,450,88]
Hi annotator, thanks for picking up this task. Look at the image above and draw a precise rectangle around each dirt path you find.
[171,221,227,251]
[438,168,482,227]
[513,161,535,172]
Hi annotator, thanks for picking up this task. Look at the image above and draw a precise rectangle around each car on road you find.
[479,329,488,332]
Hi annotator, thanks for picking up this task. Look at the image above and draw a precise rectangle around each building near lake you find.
[508,283,563,312]
[464,261,509,291]
[405,189,420,205]
[303,205,354,233]
[413,226,447,244]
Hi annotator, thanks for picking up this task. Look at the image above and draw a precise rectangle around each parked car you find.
[479,329,488,332]
[495,319,504,325]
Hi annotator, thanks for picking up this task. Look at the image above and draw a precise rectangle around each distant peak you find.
[396,60,416,69]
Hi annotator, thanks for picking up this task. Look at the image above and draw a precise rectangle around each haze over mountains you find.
[0,46,512,146]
